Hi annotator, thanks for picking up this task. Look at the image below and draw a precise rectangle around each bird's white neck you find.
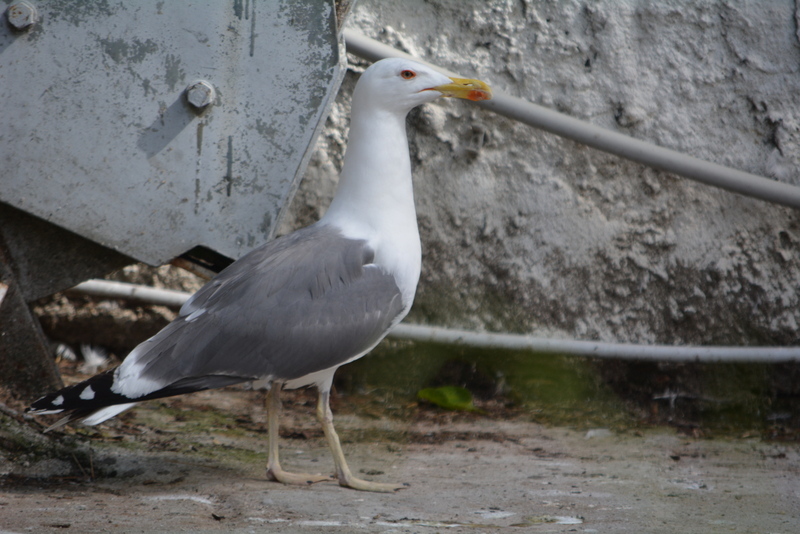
[320,103,422,305]
[323,106,416,231]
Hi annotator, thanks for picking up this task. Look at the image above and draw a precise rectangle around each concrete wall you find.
[284,0,800,346]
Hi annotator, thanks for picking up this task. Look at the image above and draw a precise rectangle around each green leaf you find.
[417,386,478,412]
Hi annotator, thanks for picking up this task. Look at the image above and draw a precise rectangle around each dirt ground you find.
[2,380,798,534]
[7,283,800,532]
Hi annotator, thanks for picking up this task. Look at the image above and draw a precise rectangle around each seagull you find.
[27,57,492,492]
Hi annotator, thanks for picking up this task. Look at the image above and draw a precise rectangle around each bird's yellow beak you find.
[428,77,492,102]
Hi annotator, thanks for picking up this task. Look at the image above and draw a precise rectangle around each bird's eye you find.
[400,70,416,80]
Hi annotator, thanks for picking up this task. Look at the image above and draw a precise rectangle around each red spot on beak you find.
[467,89,491,102]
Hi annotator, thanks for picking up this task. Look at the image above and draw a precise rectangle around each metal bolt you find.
[6,2,38,31]
[185,81,215,109]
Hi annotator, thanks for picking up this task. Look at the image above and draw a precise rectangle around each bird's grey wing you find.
[182,224,370,313]
[119,224,405,397]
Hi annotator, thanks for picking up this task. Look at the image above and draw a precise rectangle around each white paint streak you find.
[146,495,214,505]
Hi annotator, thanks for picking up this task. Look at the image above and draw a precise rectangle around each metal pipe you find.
[70,279,800,363]
[344,29,800,210]
[390,324,800,363]
[68,279,190,308]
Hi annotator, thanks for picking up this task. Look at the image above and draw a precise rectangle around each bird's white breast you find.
[325,214,421,312]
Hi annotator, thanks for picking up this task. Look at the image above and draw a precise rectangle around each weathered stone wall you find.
[283,0,800,346]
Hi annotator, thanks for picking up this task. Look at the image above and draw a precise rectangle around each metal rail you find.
[344,30,800,210]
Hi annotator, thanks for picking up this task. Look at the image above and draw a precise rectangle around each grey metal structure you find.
[1,0,346,265]
[0,0,350,397]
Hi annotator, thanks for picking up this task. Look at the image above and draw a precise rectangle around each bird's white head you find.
[352,58,492,115]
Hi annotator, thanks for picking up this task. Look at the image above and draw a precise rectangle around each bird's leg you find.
[316,388,406,492]
[265,383,333,486]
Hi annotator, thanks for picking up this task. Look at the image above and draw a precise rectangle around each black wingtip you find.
[26,369,124,417]
[27,395,67,415]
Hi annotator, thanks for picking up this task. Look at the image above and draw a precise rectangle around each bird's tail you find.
[25,368,137,432]
[27,367,254,432]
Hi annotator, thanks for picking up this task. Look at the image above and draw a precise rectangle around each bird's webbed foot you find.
[266,463,334,486]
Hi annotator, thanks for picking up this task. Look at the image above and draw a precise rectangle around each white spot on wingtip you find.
[52,395,64,406]
[79,386,95,400]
